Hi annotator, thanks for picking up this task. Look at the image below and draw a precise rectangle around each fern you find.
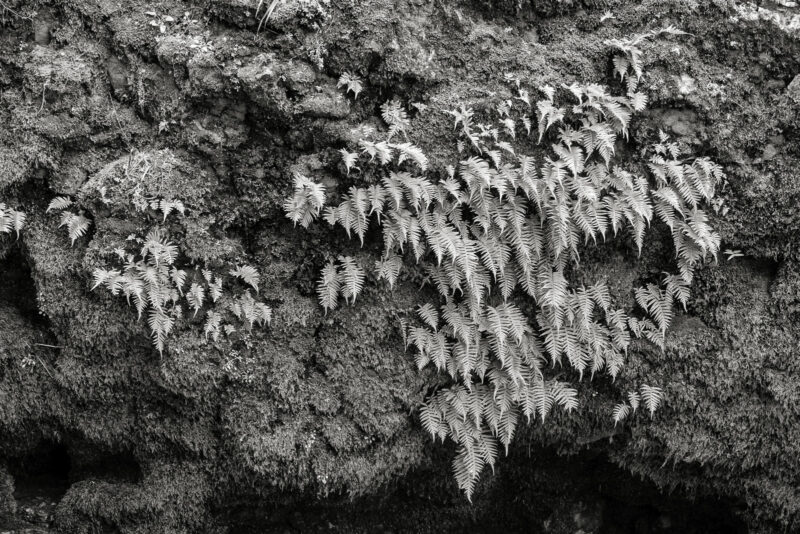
[612,403,630,426]
[628,390,641,412]
[375,252,402,289]
[359,139,394,165]
[635,283,674,331]
[92,223,271,354]
[0,203,25,239]
[208,276,223,303]
[315,256,367,311]
[317,261,340,313]
[147,308,175,355]
[640,384,664,417]
[417,303,439,331]
[46,196,73,212]
[149,198,186,222]
[339,255,365,304]
[187,282,205,317]
[340,148,359,175]
[47,196,92,247]
[229,290,272,329]
[284,173,326,228]
[381,99,410,140]
[230,265,260,293]
[204,310,222,341]
[284,26,722,501]
[337,71,363,99]
[393,142,429,172]
[59,212,92,246]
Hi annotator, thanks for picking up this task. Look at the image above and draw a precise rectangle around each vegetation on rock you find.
[285,27,720,499]
[1,0,799,531]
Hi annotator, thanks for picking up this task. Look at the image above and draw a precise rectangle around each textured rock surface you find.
[1,0,799,532]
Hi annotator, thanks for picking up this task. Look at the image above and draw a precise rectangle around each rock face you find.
[0,0,799,532]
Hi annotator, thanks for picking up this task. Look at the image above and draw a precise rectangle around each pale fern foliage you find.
[612,384,664,425]
[230,265,260,293]
[0,203,25,239]
[48,196,91,246]
[92,226,272,354]
[337,71,363,99]
[284,173,326,228]
[284,27,718,500]
[149,198,186,222]
[316,256,365,313]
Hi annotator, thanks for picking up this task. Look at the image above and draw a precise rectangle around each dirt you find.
[1,0,800,532]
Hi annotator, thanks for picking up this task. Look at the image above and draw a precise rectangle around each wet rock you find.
[524,27,539,43]
[51,164,88,196]
[259,0,330,30]
[155,34,196,66]
[187,106,249,151]
[572,500,603,533]
[187,50,224,93]
[762,143,778,161]
[283,60,316,91]
[660,108,698,138]
[105,56,128,97]
[765,78,786,91]
[296,87,350,119]
[24,47,93,96]
[236,57,280,87]
[0,466,15,519]
[33,10,53,46]
[235,54,295,113]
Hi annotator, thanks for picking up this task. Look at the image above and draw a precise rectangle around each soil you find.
[1,0,800,532]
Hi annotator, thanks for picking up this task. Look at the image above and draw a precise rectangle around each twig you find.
[34,343,63,349]
[256,0,281,33]
[34,354,55,379]
[0,1,33,23]
[36,81,48,115]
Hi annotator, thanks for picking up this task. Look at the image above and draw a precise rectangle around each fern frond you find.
[204,310,222,341]
[628,391,641,412]
[47,196,73,213]
[317,261,341,313]
[337,71,363,99]
[417,303,440,331]
[230,265,260,293]
[375,252,402,289]
[338,256,365,304]
[612,402,630,426]
[393,142,429,172]
[63,212,91,246]
[340,148,359,175]
[186,283,205,317]
[359,139,394,165]
[381,99,410,140]
[284,173,326,228]
[147,308,175,355]
[208,276,223,303]
[0,206,26,239]
[170,267,187,294]
[640,384,663,417]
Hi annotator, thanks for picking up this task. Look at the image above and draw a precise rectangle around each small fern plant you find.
[91,207,271,354]
[337,71,363,99]
[285,27,723,500]
[47,196,92,247]
[0,203,25,239]
[612,384,664,426]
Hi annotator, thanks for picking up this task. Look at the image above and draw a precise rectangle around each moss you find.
[0,0,798,531]
[0,465,16,520]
